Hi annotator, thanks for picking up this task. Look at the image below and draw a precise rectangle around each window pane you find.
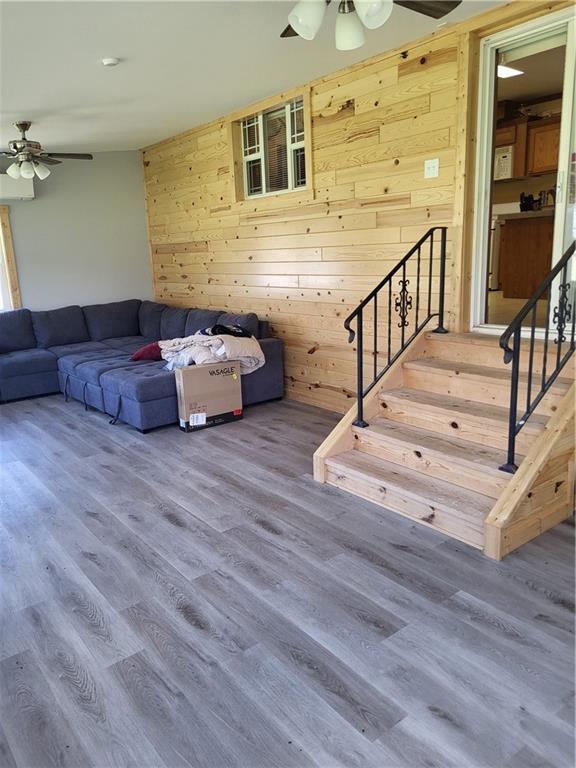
[290,98,304,144]
[246,158,263,196]
[263,108,288,193]
[242,116,259,156]
[293,147,306,188]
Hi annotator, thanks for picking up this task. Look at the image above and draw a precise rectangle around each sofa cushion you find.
[184,309,223,336]
[160,307,189,340]
[257,320,271,339]
[48,341,109,358]
[31,305,89,348]
[57,349,127,377]
[139,300,166,339]
[102,335,155,352]
[0,348,57,378]
[83,299,141,341]
[217,311,259,338]
[71,357,149,386]
[0,308,37,353]
[100,364,176,401]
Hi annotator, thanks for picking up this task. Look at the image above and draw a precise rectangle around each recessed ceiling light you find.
[101,57,120,67]
[497,64,524,79]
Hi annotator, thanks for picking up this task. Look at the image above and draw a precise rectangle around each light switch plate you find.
[424,158,439,179]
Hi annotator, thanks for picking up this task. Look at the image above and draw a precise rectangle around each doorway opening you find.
[487,42,565,326]
[471,10,575,333]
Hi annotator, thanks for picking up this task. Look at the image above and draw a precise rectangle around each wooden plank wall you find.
[143,30,459,412]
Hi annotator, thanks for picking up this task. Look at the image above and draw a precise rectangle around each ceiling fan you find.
[281,0,462,50]
[1,121,93,181]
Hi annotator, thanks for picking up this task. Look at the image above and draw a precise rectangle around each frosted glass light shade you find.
[6,162,21,179]
[20,160,35,179]
[288,0,327,40]
[355,0,393,29]
[34,162,51,179]
[335,8,365,50]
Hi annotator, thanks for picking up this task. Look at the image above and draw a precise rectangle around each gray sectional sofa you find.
[0,299,284,431]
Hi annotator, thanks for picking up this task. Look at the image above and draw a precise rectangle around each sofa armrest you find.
[241,337,284,406]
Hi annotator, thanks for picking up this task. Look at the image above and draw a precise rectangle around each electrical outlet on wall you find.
[424,158,439,179]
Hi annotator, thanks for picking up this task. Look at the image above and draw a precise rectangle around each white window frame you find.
[241,97,307,199]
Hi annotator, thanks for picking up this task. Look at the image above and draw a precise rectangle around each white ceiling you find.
[0,0,505,152]
[498,46,566,102]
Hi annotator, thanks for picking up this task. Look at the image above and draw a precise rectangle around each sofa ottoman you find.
[57,349,129,410]
[100,363,178,430]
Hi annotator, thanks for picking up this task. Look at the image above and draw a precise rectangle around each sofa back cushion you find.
[32,305,89,348]
[257,320,271,339]
[218,311,259,338]
[0,308,37,353]
[83,299,141,341]
[139,300,166,339]
[160,306,189,340]
[184,308,223,336]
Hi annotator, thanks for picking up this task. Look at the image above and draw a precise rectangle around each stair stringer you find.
[484,383,575,560]
[313,331,431,483]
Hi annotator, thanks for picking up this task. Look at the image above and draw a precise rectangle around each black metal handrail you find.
[499,240,575,473]
[344,226,448,427]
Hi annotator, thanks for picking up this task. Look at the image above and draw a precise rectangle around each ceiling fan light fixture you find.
[354,0,393,29]
[34,161,51,180]
[6,162,21,179]
[288,0,327,41]
[336,1,365,51]
[19,160,35,179]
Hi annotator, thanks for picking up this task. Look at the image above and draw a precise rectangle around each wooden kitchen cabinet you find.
[527,118,561,175]
[498,215,553,299]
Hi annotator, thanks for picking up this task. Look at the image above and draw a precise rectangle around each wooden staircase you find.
[315,332,575,559]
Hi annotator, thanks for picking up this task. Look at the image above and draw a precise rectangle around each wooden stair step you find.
[423,332,574,376]
[402,358,571,415]
[378,388,547,453]
[325,451,493,548]
[352,417,511,497]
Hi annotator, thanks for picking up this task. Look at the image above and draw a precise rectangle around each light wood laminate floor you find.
[0,395,574,768]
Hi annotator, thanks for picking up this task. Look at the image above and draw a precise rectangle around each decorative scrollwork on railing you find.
[553,282,573,344]
[394,279,413,328]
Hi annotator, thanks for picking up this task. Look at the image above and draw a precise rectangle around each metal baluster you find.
[373,293,378,382]
[427,230,433,318]
[542,287,550,390]
[570,270,576,351]
[500,327,521,473]
[526,304,536,416]
[433,227,448,333]
[353,308,368,427]
[401,262,406,349]
[415,245,421,330]
[556,263,569,370]
[387,281,392,365]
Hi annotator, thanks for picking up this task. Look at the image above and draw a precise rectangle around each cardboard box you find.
[175,361,243,432]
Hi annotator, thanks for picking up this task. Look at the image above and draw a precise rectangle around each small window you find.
[240,97,306,198]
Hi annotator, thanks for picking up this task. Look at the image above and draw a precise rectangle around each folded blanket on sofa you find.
[159,333,265,374]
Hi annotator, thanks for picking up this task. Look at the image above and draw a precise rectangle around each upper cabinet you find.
[526,118,561,175]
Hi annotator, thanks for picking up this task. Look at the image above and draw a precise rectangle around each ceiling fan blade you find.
[280,24,299,38]
[46,152,93,160]
[36,156,62,165]
[393,0,462,19]
[0,151,17,157]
